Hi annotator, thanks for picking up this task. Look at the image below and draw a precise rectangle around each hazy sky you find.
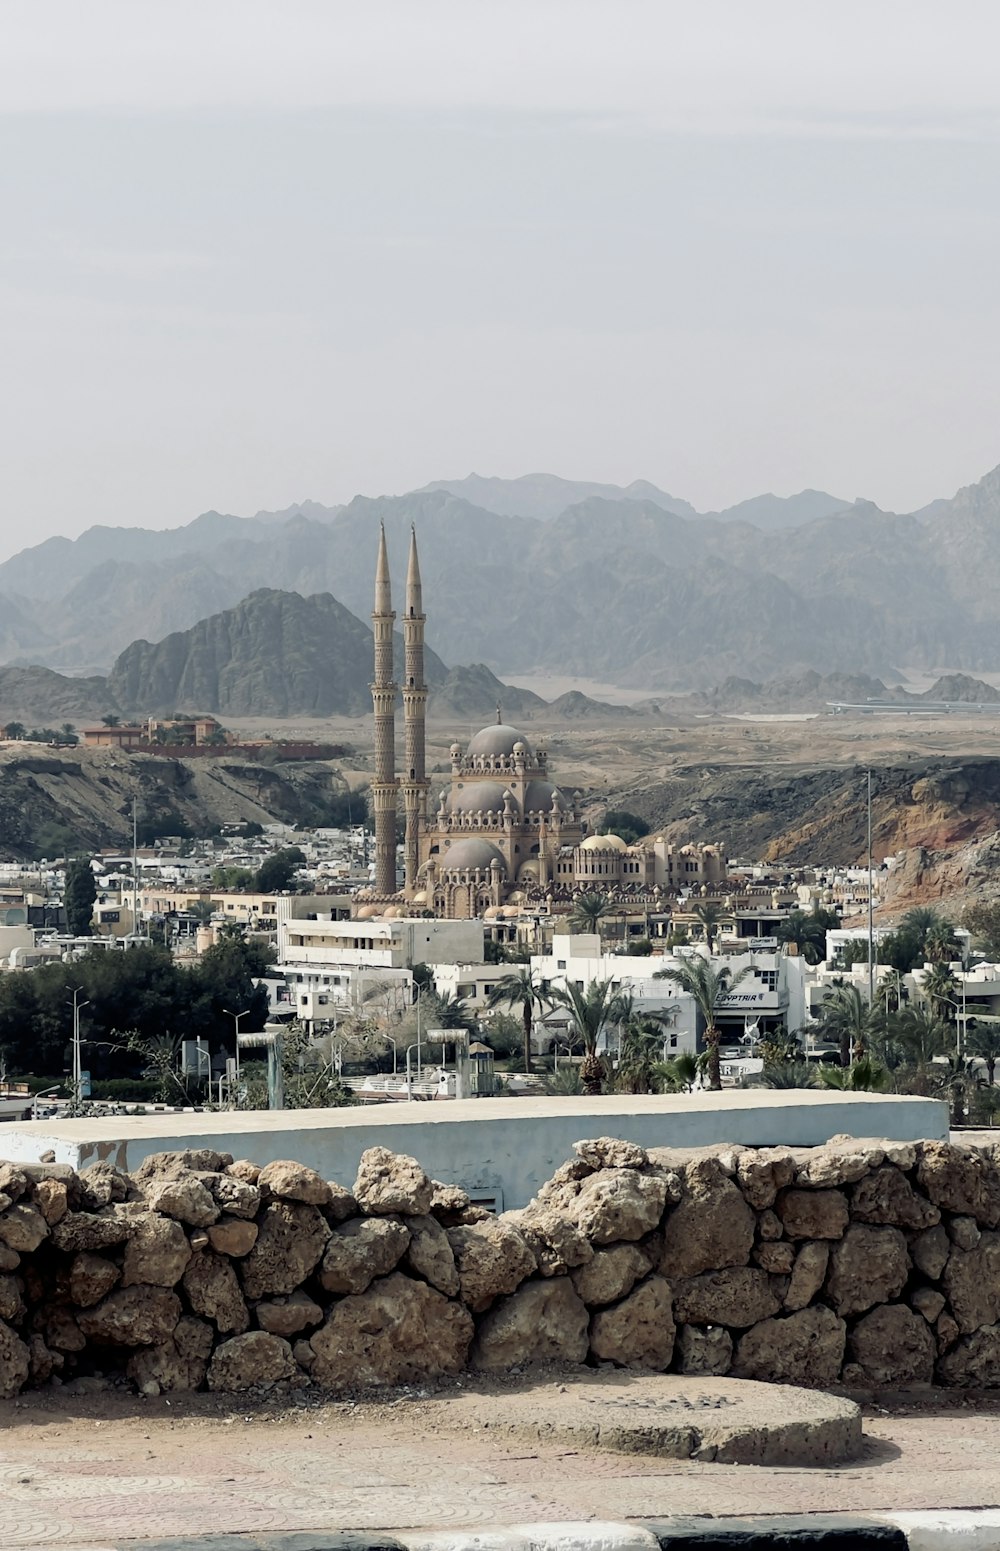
[3,1,1000,556]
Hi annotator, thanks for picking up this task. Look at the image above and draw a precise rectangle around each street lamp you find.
[68,987,89,1110]
[224,1007,248,1098]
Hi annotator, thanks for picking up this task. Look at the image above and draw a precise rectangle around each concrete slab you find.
[0,1091,947,1212]
[426,1371,863,1467]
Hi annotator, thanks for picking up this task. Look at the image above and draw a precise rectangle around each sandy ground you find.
[223,709,1000,813]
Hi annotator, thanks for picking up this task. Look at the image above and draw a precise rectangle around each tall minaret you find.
[370,523,398,894]
[401,525,429,894]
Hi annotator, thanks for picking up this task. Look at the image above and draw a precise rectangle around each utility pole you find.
[68,987,89,1110]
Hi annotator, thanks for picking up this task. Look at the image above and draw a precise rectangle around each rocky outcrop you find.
[0,1137,999,1397]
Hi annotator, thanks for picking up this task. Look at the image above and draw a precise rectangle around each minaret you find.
[401,525,429,894]
[370,523,398,894]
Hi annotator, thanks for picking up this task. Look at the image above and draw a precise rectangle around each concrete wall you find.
[0,1091,948,1214]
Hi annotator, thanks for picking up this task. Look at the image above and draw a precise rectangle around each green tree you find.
[812,983,879,1067]
[920,962,960,1020]
[966,1022,1000,1087]
[568,891,610,936]
[64,858,97,936]
[653,956,753,1091]
[487,967,551,1074]
[256,847,307,893]
[3,721,25,740]
[817,1055,891,1092]
[691,901,724,953]
[101,713,121,728]
[600,809,650,845]
[655,1051,699,1093]
[547,978,619,1094]
[962,900,1000,960]
[59,723,78,743]
[776,906,839,965]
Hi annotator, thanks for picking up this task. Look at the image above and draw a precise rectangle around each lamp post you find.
[68,987,89,1110]
[224,1007,248,1099]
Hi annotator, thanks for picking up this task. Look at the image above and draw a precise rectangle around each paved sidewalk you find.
[1,1390,998,1550]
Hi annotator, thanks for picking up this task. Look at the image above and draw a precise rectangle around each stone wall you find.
[0,1135,999,1397]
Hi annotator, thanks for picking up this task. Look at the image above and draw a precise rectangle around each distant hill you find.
[10,461,1000,689]
[427,663,546,721]
[418,473,699,521]
[107,589,450,718]
[708,490,851,529]
[0,667,118,727]
[547,690,637,719]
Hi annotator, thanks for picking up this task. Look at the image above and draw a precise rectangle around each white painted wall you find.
[0,1091,947,1212]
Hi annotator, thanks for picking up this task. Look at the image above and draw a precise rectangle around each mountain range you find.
[4,464,1000,689]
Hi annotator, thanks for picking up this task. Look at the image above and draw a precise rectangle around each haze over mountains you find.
[4,465,1000,694]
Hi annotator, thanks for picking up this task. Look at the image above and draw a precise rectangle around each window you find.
[557,959,566,970]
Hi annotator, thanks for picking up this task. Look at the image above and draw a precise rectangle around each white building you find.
[273,904,484,1025]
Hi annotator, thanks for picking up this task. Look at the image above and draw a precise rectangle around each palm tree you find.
[818,1056,891,1092]
[889,1006,952,1069]
[876,968,906,1015]
[568,891,610,936]
[654,956,752,1091]
[812,983,877,1068]
[101,713,121,728]
[613,999,678,1094]
[3,722,25,740]
[776,906,837,965]
[759,1061,819,1089]
[655,1051,699,1093]
[691,901,724,953]
[920,962,959,1020]
[548,978,619,1094]
[917,911,961,961]
[487,967,551,1074]
[59,722,77,743]
[966,1023,1000,1087]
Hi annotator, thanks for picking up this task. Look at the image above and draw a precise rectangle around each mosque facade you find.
[367,527,723,919]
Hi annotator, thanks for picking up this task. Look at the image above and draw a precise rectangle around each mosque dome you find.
[580,832,628,854]
[523,779,566,813]
[466,723,535,761]
[441,838,508,873]
[446,780,508,815]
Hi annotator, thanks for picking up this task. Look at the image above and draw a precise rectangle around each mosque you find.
[365,526,723,919]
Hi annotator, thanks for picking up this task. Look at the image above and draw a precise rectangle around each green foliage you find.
[211,866,257,890]
[962,900,1000,960]
[626,938,653,956]
[817,1056,891,1092]
[655,1051,699,1092]
[599,809,650,844]
[759,1061,819,1089]
[31,822,80,860]
[812,983,881,1067]
[654,955,753,1090]
[540,1064,583,1095]
[255,846,307,893]
[568,891,610,934]
[0,937,269,1080]
[776,906,839,965]
[487,967,551,1072]
[64,858,97,936]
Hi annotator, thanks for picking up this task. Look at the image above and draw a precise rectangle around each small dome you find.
[580,833,628,854]
[523,779,566,813]
[355,905,378,919]
[442,838,508,873]
[466,723,535,761]
[447,780,508,815]
[411,890,428,905]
